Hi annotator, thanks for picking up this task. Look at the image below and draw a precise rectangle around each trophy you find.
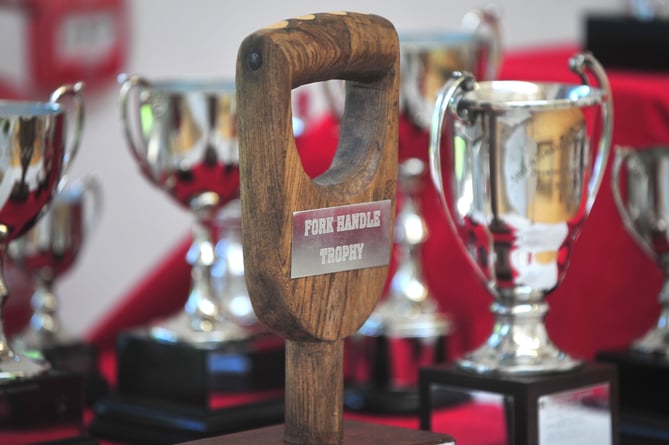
[8,175,108,405]
[211,197,284,386]
[89,78,284,444]
[612,146,669,355]
[335,8,501,416]
[323,8,501,131]
[597,145,669,442]
[118,76,243,344]
[345,158,466,414]
[204,11,453,445]
[400,7,502,131]
[0,84,88,442]
[419,53,620,444]
[211,198,257,328]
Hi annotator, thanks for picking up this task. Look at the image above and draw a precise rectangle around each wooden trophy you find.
[181,11,454,445]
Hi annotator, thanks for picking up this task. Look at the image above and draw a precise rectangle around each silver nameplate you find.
[538,383,612,445]
[291,200,392,278]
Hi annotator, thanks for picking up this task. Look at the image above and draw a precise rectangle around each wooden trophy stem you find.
[285,339,343,445]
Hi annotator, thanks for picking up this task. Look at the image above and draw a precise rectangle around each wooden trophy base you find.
[178,419,454,445]
[420,362,619,445]
[597,349,669,444]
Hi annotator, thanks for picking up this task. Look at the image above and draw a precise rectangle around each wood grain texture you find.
[236,11,399,343]
[284,339,343,444]
[237,11,399,445]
